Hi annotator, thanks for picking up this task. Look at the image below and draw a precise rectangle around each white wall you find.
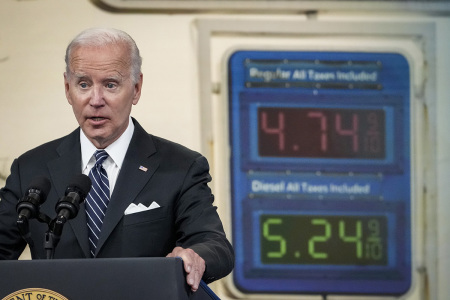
[0,1,448,299]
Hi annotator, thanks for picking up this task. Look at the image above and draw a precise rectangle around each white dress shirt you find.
[80,117,135,195]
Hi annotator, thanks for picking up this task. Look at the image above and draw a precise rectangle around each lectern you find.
[0,257,219,299]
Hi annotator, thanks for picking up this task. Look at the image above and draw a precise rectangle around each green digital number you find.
[339,220,362,258]
[262,218,287,258]
[368,218,380,237]
[366,219,383,260]
[309,218,331,259]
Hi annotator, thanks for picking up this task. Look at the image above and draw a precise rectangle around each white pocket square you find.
[124,201,160,215]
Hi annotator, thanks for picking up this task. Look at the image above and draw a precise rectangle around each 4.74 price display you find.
[258,107,386,159]
[260,215,388,265]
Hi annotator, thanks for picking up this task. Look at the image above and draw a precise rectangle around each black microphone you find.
[45,174,91,259]
[55,174,91,222]
[16,176,51,220]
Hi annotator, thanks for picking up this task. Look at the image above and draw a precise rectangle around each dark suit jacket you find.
[0,119,234,283]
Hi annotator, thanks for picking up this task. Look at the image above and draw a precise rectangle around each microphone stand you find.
[44,215,67,259]
[17,212,52,260]
[16,216,37,259]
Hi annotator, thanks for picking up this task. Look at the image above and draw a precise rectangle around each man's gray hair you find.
[65,28,142,84]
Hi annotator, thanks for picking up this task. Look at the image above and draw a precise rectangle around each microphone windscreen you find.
[65,174,92,198]
[27,176,51,202]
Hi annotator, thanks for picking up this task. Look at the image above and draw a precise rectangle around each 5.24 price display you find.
[260,215,388,265]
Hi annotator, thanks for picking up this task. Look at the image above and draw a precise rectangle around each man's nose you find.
[90,86,105,106]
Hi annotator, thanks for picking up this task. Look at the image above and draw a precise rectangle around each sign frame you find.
[93,0,450,14]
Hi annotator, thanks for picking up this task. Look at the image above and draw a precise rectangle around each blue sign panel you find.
[228,51,411,296]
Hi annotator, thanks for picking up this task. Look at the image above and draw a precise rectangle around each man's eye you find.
[106,83,117,89]
[79,82,88,89]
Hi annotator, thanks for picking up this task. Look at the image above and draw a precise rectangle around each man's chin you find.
[83,129,112,148]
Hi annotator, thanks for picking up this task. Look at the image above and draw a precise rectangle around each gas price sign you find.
[228,51,412,296]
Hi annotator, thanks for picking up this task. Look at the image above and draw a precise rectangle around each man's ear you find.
[132,73,143,105]
[64,72,73,105]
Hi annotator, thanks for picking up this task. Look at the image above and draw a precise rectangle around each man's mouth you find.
[91,117,106,121]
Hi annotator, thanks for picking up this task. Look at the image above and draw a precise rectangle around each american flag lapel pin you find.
[139,165,148,172]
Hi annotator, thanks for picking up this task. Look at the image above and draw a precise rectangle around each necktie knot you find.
[94,150,109,166]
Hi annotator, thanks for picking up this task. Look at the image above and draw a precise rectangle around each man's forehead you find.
[70,44,130,66]
[68,45,130,79]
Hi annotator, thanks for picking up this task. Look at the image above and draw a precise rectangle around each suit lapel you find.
[95,120,160,255]
[47,129,91,258]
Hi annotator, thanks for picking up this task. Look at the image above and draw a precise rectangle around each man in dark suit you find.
[0,28,234,292]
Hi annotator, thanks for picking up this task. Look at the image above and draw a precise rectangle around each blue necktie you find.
[86,150,110,257]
